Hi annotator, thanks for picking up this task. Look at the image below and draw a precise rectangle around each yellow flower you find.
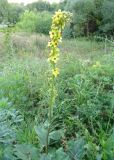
[52,68,59,77]
[53,18,59,24]
[48,55,58,63]
[48,41,51,47]
[48,41,58,48]
[92,61,101,68]
[96,61,101,67]
[49,31,55,39]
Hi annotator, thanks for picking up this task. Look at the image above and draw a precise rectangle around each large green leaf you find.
[40,154,52,160]
[35,124,49,147]
[0,124,15,144]
[49,129,64,141]
[14,144,39,160]
[3,146,16,160]
[67,138,85,160]
[0,109,23,144]
[54,148,70,160]
[35,122,65,149]
[40,148,70,160]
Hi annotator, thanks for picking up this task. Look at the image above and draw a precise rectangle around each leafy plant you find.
[0,107,23,159]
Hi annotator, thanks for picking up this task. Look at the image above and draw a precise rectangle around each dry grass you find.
[0,32,111,64]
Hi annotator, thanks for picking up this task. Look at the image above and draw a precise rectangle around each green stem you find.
[46,126,50,154]
[49,76,55,123]
[46,76,55,154]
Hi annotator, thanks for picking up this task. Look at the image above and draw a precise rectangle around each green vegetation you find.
[16,11,52,34]
[1,0,114,36]
[0,0,114,159]
[0,30,114,159]
[0,0,24,24]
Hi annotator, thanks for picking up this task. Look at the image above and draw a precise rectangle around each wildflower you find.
[48,41,51,47]
[48,55,58,64]
[92,61,101,68]
[52,68,59,77]
[49,31,54,39]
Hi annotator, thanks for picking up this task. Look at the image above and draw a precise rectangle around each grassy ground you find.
[0,33,114,159]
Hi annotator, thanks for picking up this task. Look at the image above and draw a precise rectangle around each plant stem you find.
[49,76,55,122]
[46,77,55,154]
[46,126,50,154]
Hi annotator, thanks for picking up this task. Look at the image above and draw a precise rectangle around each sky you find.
[8,0,60,5]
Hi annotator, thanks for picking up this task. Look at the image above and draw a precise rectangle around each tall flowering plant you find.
[35,10,72,155]
[47,10,72,122]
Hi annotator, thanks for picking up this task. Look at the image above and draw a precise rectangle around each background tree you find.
[16,10,52,34]
[100,0,114,35]
[16,10,38,32]
[27,0,51,12]
[1,0,114,37]
[8,3,24,24]
[0,0,9,23]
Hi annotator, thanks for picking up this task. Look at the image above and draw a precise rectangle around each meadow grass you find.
[0,33,114,159]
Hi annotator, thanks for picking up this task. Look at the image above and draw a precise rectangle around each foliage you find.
[0,0,24,24]
[0,30,114,159]
[1,0,114,36]
[0,57,48,110]
[0,0,9,23]
[0,107,23,159]
[8,3,24,24]
[16,10,38,33]
[14,144,39,160]
[16,10,52,34]
[64,0,114,37]
[27,0,51,12]
[35,12,52,34]
[100,0,114,34]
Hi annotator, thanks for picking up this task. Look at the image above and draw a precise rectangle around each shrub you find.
[17,10,52,34]
[35,11,52,34]
[16,10,38,33]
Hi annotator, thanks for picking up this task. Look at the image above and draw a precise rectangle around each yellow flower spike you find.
[52,68,59,77]
[48,10,72,67]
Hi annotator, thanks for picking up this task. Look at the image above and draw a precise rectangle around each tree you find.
[16,10,38,32]
[0,0,9,23]
[8,3,24,24]
[35,11,52,34]
[63,0,105,37]
[100,0,114,35]
[16,10,52,34]
[27,0,51,12]
[0,0,24,24]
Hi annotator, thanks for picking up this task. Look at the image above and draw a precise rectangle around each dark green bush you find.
[35,11,52,34]
[64,0,114,37]
[100,0,114,34]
